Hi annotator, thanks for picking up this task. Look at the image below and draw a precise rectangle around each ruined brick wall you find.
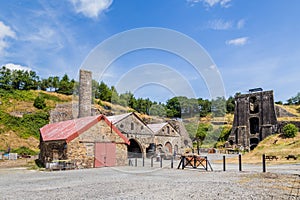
[228,90,277,150]
[39,140,67,164]
[275,105,297,118]
[49,103,78,123]
[277,121,300,133]
[78,69,92,118]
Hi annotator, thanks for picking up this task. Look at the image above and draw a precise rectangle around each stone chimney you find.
[78,69,92,118]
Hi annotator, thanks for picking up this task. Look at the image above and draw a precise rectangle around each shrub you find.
[33,95,46,109]
[283,123,298,138]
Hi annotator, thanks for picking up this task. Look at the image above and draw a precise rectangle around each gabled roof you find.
[40,115,129,144]
[106,112,132,124]
[148,123,168,134]
[107,112,154,134]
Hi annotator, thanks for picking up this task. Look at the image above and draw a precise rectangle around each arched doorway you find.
[249,138,259,150]
[128,139,142,158]
[164,142,172,154]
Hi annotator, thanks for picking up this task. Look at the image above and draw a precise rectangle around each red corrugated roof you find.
[40,115,129,144]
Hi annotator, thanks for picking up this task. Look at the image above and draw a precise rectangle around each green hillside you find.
[0,89,71,152]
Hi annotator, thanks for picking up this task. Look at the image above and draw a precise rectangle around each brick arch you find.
[164,142,172,154]
[128,138,143,158]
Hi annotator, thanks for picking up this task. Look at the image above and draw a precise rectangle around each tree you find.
[98,81,112,101]
[282,124,298,138]
[198,98,211,117]
[211,96,226,117]
[166,97,181,118]
[0,66,12,90]
[226,96,235,114]
[57,74,75,95]
[287,92,300,105]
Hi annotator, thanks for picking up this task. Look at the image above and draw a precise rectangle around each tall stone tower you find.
[78,69,92,118]
[228,89,277,150]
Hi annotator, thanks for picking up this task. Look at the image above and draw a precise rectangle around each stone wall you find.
[39,140,67,164]
[228,90,277,150]
[154,124,181,154]
[275,105,297,118]
[277,121,300,133]
[168,120,193,148]
[49,103,78,123]
[40,120,128,168]
[114,114,154,156]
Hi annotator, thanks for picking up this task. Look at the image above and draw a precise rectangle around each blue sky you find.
[0,0,299,103]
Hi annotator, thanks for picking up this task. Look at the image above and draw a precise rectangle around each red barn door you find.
[95,143,116,167]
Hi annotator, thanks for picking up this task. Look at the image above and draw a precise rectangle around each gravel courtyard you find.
[1,164,300,200]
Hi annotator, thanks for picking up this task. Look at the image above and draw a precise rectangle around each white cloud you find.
[69,0,113,19]
[0,21,16,54]
[3,63,32,71]
[187,0,232,8]
[208,19,232,30]
[226,37,249,46]
[237,19,245,29]
[207,19,245,30]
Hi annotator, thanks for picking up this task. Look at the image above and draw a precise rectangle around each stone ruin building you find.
[228,88,278,150]
[40,69,190,168]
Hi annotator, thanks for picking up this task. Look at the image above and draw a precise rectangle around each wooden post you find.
[171,157,173,169]
[160,157,163,168]
[205,156,208,171]
[262,154,266,173]
[135,158,137,167]
[223,155,226,171]
[182,156,185,169]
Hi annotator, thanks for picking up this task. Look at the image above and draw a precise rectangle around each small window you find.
[131,122,134,130]
[141,126,143,130]
[167,126,170,134]
[120,124,124,128]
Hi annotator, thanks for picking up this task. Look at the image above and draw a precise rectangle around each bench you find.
[265,155,278,161]
[285,155,297,160]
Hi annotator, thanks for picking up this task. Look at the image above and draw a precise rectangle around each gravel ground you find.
[0,164,299,200]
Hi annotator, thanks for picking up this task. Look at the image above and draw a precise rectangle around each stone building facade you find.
[107,113,155,158]
[40,115,129,168]
[228,90,277,150]
[148,122,181,154]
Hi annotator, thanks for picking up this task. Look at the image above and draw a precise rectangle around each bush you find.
[283,123,298,138]
[33,95,46,109]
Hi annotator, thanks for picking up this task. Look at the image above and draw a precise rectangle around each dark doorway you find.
[250,138,259,150]
[128,139,142,158]
[249,117,259,134]
[146,143,156,158]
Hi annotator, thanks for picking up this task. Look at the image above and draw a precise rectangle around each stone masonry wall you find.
[114,114,154,155]
[154,124,181,154]
[67,120,128,168]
